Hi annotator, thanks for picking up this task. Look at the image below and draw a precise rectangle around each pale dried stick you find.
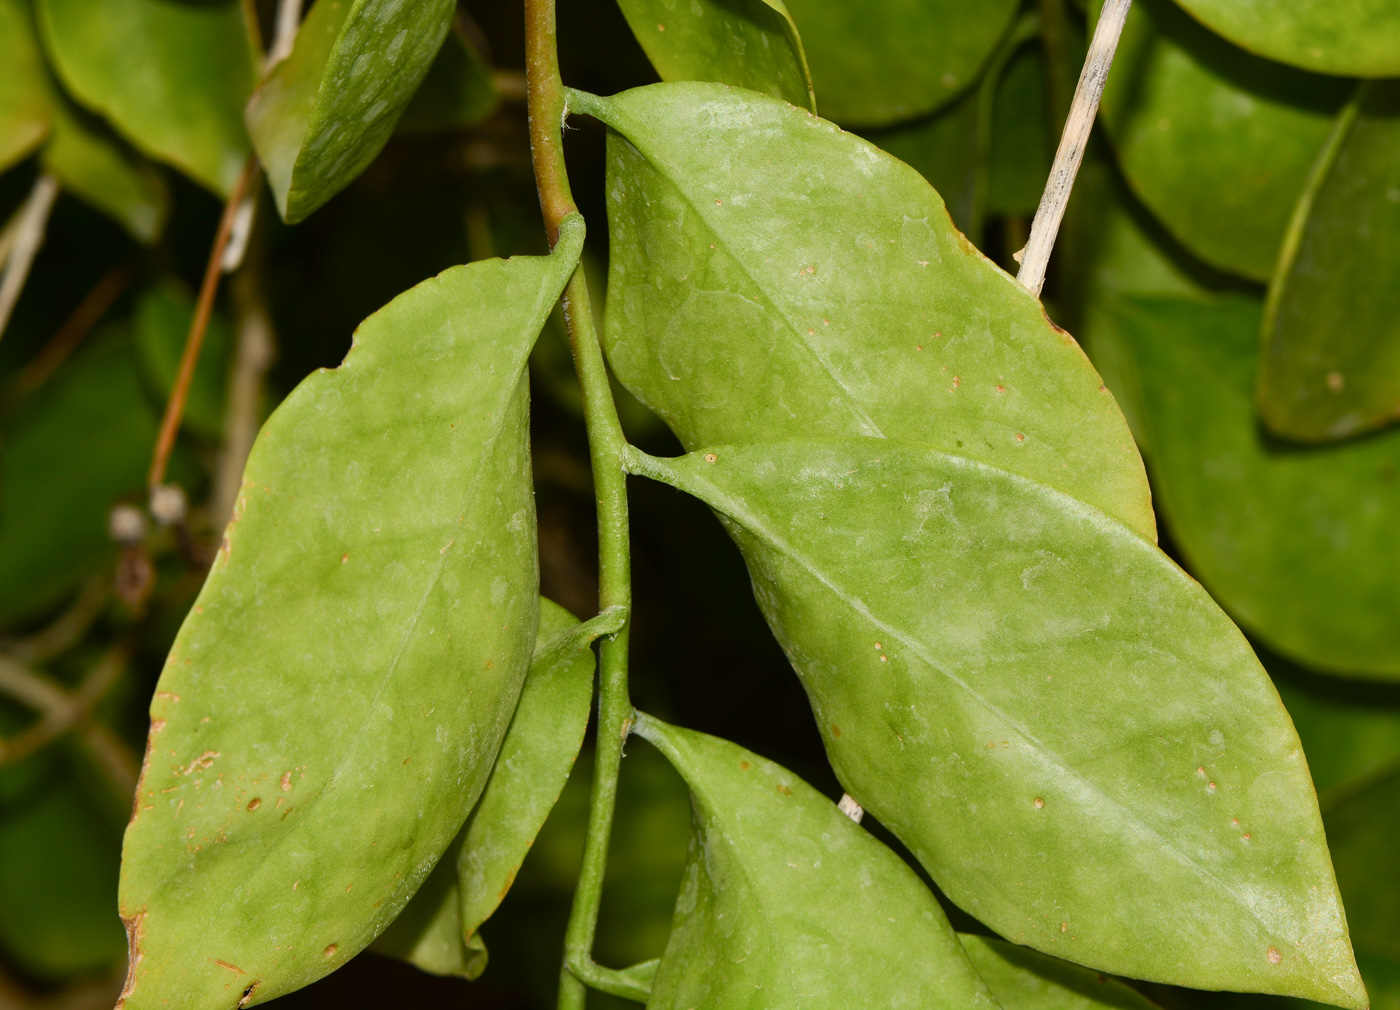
[0,173,60,341]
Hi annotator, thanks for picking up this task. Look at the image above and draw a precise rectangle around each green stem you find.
[524,3,635,1007]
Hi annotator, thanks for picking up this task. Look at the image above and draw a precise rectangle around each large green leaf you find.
[372,597,598,976]
[0,338,158,628]
[1104,294,1400,678]
[633,714,998,1009]
[960,934,1162,1010]
[1169,0,1400,78]
[1259,83,1400,442]
[780,0,1019,126]
[245,0,455,223]
[1097,0,1347,282]
[116,220,583,1009]
[576,83,1154,540]
[629,440,1363,1005]
[36,0,258,196]
[0,0,52,172]
[614,0,813,113]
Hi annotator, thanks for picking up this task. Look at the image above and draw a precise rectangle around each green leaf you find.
[1103,293,1400,679]
[1169,0,1400,78]
[575,83,1154,540]
[36,0,258,196]
[987,41,1053,218]
[42,99,170,245]
[1274,670,1400,799]
[245,0,456,224]
[633,713,999,1010]
[629,440,1363,1006]
[0,0,52,173]
[395,26,498,134]
[134,283,232,440]
[369,837,489,980]
[614,0,814,112]
[1323,767,1400,984]
[116,219,584,1009]
[863,86,982,236]
[1259,83,1400,442]
[781,0,1019,126]
[0,338,158,628]
[960,934,1162,1010]
[1097,0,1349,282]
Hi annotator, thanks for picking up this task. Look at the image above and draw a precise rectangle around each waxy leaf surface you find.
[1098,0,1347,281]
[36,0,257,195]
[632,440,1363,1005]
[1106,294,1400,678]
[579,83,1153,539]
[960,934,1162,1010]
[369,837,488,979]
[1170,0,1400,78]
[1260,83,1400,442]
[245,0,455,223]
[634,714,997,1010]
[0,0,51,172]
[615,0,813,112]
[116,221,584,1009]
[780,0,1018,126]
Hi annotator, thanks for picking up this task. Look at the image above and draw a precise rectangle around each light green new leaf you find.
[630,440,1363,1006]
[614,0,814,112]
[633,714,999,1010]
[1259,83,1400,442]
[372,597,597,976]
[1169,0,1400,78]
[0,0,52,172]
[781,0,1018,126]
[1105,294,1400,678]
[1098,0,1347,282]
[36,0,258,195]
[134,284,232,439]
[116,219,583,1009]
[577,83,1153,540]
[960,934,1162,1010]
[0,338,158,628]
[395,27,498,134]
[245,0,455,224]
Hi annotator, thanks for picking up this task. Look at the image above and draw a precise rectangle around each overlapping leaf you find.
[633,714,998,1009]
[1104,294,1400,678]
[960,934,1162,1010]
[615,0,813,112]
[0,0,52,172]
[245,0,456,223]
[1170,0,1400,78]
[576,82,1153,539]
[36,0,258,195]
[630,440,1363,1005]
[1098,0,1348,281]
[1259,82,1400,442]
[116,220,583,1009]
[395,27,498,135]
[781,0,1018,126]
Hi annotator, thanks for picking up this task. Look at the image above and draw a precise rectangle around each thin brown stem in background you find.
[11,265,131,399]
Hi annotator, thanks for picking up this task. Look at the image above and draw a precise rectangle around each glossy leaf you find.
[134,284,232,441]
[1104,294,1400,678]
[1170,0,1400,78]
[0,0,52,172]
[245,0,456,223]
[630,440,1363,1005]
[1259,83,1400,441]
[614,0,814,112]
[36,0,258,195]
[633,713,998,1010]
[577,83,1154,539]
[1098,0,1347,282]
[960,934,1162,1010]
[0,338,158,627]
[116,220,583,1009]
[780,0,1018,126]
[395,26,498,134]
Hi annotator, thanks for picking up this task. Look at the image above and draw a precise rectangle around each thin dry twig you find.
[1016,0,1132,297]
[267,0,305,67]
[10,265,131,399]
[147,156,258,492]
[0,577,110,664]
[0,646,127,767]
[0,173,60,342]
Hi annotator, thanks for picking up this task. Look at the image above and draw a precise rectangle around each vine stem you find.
[1016,0,1132,297]
[147,155,257,493]
[524,2,635,1007]
[0,173,60,343]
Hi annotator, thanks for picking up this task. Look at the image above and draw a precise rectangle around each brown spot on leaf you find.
[1267,946,1282,964]
[237,981,261,1007]
[324,944,339,957]
[247,798,261,811]
[830,724,841,737]
[212,959,246,974]
[776,784,792,795]
[281,772,293,792]
[740,761,750,770]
